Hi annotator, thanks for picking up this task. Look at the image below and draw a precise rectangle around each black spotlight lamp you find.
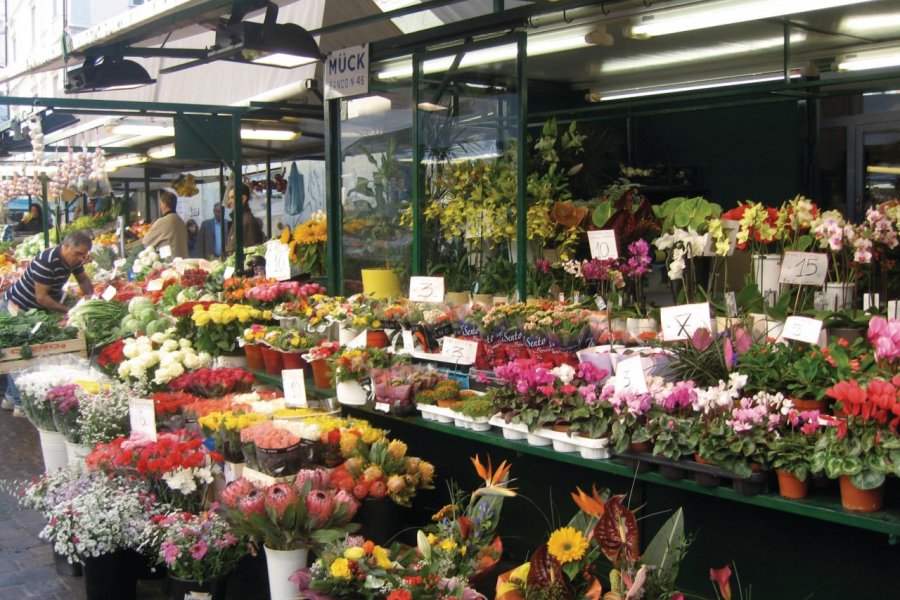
[212,2,320,68]
[65,56,156,94]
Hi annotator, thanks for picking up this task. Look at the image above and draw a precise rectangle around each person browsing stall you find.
[3,230,94,313]
[142,190,189,258]
[224,184,264,255]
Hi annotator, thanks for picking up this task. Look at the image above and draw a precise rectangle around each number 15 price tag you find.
[409,276,444,303]
[779,251,828,286]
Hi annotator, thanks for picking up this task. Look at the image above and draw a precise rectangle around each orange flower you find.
[571,485,605,518]
[470,454,516,497]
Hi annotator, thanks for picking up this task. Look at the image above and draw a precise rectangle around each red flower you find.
[710,564,732,600]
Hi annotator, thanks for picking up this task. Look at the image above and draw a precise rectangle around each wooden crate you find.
[0,330,87,375]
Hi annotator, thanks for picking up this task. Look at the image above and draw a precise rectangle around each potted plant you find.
[218,471,360,600]
[144,510,248,600]
[783,346,832,409]
[767,409,824,499]
[328,347,390,406]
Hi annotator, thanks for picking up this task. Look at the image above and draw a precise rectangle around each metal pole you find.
[218,164,227,257]
[231,115,244,270]
[143,169,151,221]
[265,155,272,238]
[40,176,49,248]
[411,51,423,276]
[123,181,130,221]
[515,33,527,302]
[325,98,343,294]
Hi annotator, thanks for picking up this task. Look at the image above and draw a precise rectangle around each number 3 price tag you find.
[779,251,828,286]
[440,336,479,365]
[129,398,157,441]
[281,369,308,408]
[781,316,823,345]
[615,356,648,394]
[409,276,445,303]
[587,230,619,260]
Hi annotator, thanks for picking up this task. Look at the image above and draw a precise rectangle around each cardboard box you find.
[0,331,87,374]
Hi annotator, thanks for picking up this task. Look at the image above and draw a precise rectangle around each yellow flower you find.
[426,533,438,545]
[372,545,392,569]
[439,538,457,552]
[193,312,210,327]
[547,527,589,564]
[344,546,365,560]
[387,439,407,460]
[329,557,351,579]
[75,380,100,395]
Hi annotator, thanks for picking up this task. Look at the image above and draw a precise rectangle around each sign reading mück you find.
[325,44,369,100]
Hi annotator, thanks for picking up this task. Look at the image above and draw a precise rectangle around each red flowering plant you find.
[811,376,900,491]
[87,431,222,513]
[303,339,342,363]
[217,469,360,551]
[97,338,126,377]
[168,367,256,398]
[766,409,825,483]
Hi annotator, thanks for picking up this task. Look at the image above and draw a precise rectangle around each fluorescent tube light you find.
[240,128,298,141]
[593,71,801,102]
[836,47,900,72]
[417,102,448,112]
[627,0,876,38]
[148,145,176,159]
[110,123,175,136]
[251,53,318,68]
[842,12,900,33]
[867,165,900,175]
[601,33,805,74]
[105,154,149,171]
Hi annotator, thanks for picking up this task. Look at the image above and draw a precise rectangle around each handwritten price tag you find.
[265,241,291,281]
[146,279,164,291]
[409,276,445,303]
[587,230,619,260]
[659,302,712,341]
[779,251,828,286]
[781,316,824,345]
[615,355,648,394]
[440,336,479,365]
[158,245,172,259]
[129,398,157,441]
[281,369,308,407]
[223,266,235,279]
[101,286,117,301]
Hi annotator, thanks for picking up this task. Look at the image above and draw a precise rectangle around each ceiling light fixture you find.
[212,1,321,69]
[240,128,299,141]
[592,71,801,102]
[104,154,149,171]
[64,56,155,94]
[626,0,877,38]
[841,11,900,33]
[836,46,900,72]
[110,123,175,137]
[147,145,176,159]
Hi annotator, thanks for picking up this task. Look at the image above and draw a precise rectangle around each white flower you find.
[551,363,576,384]
[150,332,168,345]
[179,339,193,349]
[162,468,198,494]
[160,339,179,352]
[122,342,140,359]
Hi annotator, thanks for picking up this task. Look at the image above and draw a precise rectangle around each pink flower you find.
[334,489,359,520]
[306,489,335,526]
[161,542,179,565]
[219,478,254,508]
[238,488,266,516]
[265,483,299,519]
[190,540,208,560]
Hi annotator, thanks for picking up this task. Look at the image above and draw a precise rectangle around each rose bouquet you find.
[40,473,160,565]
[189,302,274,356]
[167,367,256,398]
[117,334,211,391]
[199,410,269,463]
[144,510,249,583]
[87,431,221,513]
[218,469,360,551]
[97,338,126,377]
[331,433,435,507]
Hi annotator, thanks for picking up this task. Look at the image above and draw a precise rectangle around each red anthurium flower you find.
[710,564,733,600]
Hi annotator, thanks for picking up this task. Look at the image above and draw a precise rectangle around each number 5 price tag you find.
[409,276,445,303]
[281,369,308,408]
[615,356,648,394]
[779,251,828,286]
[440,336,479,365]
[129,398,157,441]
[781,316,823,345]
[587,230,619,260]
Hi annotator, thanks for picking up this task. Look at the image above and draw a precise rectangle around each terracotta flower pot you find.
[310,359,333,388]
[260,345,284,375]
[243,343,265,371]
[629,440,652,453]
[280,351,307,371]
[838,475,884,512]
[775,470,809,499]
[789,397,828,412]
[366,329,390,348]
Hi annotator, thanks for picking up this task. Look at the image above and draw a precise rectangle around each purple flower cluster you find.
[658,381,697,412]
[868,316,900,363]
[621,239,652,277]
[47,384,80,414]
[582,258,618,282]
[494,359,556,394]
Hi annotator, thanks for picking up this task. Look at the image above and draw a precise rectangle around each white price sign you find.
[281,369,308,407]
[660,302,712,341]
[158,245,172,259]
[374,402,390,413]
[113,258,127,269]
[587,230,619,260]
[440,336,479,365]
[129,398,157,441]
[146,279,164,291]
[781,316,824,345]
[614,356,648,394]
[779,251,828,286]
[400,330,415,354]
[223,266,235,279]
[409,276,445,303]
[347,330,368,349]
[265,241,292,281]
[101,286,117,301]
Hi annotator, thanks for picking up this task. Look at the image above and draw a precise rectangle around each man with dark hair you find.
[225,184,265,255]
[3,230,94,313]
[199,202,225,258]
[142,190,189,258]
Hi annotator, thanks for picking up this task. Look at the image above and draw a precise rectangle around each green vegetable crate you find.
[0,331,87,375]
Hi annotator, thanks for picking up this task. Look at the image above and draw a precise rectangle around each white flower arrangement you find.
[692,372,748,415]
[117,334,211,389]
[161,465,216,495]
[78,383,132,445]
[274,418,321,441]
[14,366,105,431]
[654,227,709,280]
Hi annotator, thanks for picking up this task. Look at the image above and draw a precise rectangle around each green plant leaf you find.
[851,470,885,490]
[642,508,684,583]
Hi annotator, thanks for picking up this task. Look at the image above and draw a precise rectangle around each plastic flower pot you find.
[260,345,284,375]
[37,428,68,472]
[776,470,809,499]
[82,549,138,600]
[167,573,227,600]
[839,475,884,512]
[310,359,333,388]
[243,343,265,371]
[366,329,390,348]
[264,546,308,600]
[256,442,305,477]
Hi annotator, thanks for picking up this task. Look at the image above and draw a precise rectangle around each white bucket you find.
[38,429,68,473]
[65,441,93,472]
[264,546,308,600]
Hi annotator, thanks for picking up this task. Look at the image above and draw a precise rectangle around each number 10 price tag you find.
[265,241,291,281]
[409,276,445,303]
[282,369,308,407]
[587,230,619,260]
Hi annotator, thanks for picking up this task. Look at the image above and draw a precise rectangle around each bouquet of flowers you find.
[144,510,249,583]
[262,326,318,352]
[279,211,327,276]
[332,432,436,506]
[329,347,392,383]
[298,534,401,599]
[96,338,126,377]
[13,365,101,431]
[40,473,160,564]
[167,367,256,397]
[78,382,133,446]
[87,431,221,513]
[199,410,268,463]
[303,339,342,363]
[3,465,91,514]
[189,302,273,356]
[117,334,211,391]
[48,384,83,443]
[218,469,359,551]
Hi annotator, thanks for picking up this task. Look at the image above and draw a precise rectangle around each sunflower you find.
[547,527,589,564]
